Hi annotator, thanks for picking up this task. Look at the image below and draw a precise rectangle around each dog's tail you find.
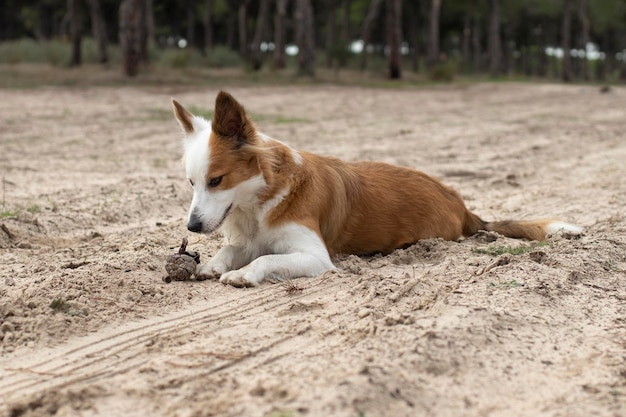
[463,211,582,241]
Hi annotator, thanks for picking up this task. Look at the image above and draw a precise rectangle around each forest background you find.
[1,0,626,84]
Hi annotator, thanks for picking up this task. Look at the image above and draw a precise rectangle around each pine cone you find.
[163,238,200,283]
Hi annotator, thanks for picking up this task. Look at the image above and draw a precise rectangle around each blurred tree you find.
[87,0,109,63]
[274,0,290,69]
[562,0,573,81]
[203,0,214,55]
[238,0,249,59]
[386,0,402,79]
[119,0,146,76]
[250,0,271,70]
[427,0,441,67]
[359,0,383,70]
[295,0,315,76]
[577,0,590,80]
[186,0,195,46]
[326,0,338,68]
[488,0,501,76]
[68,0,82,66]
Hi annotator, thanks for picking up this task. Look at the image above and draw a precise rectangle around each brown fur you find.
[192,91,557,256]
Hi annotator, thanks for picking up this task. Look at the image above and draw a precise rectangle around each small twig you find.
[178,237,188,254]
[474,255,511,276]
[281,280,304,295]
[388,268,430,303]
[1,224,14,240]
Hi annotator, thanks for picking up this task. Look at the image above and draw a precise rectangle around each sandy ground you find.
[0,81,625,417]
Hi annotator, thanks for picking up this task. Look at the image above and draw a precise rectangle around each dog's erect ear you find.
[212,91,254,144]
[172,98,195,134]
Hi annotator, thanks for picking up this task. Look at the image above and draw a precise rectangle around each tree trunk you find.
[226,2,237,49]
[359,0,384,70]
[472,17,482,73]
[341,0,351,44]
[386,0,402,79]
[238,0,249,59]
[38,2,55,39]
[462,14,471,73]
[502,19,513,74]
[203,0,214,55]
[577,0,590,81]
[326,0,338,69]
[145,0,155,45]
[488,0,502,76]
[274,0,289,69]
[68,0,82,67]
[562,0,573,82]
[295,0,316,76]
[408,2,421,73]
[139,0,149,63]
[250,0,271,70]
[427,0,441,67]
[539,18,551,77]
[87,0,108,64]
[186,0,195,46]
[119,0,144,76]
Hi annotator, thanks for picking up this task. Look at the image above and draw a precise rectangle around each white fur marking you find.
[258,132,303,165]
[546,222,583,235]
[219,223,335,286]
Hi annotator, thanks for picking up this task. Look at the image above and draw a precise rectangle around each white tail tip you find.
[546,221,583,235]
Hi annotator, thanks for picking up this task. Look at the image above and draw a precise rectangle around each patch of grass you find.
[26,204,41,214]
[50,297,71,313]
[428,61,457,82]
[207,45,242,68]
[252,113,309,124]
[488,279,522,289]
[50,298,85,316]
[142,107,171,121]
[1,209,19,218]
[472,241,549,257]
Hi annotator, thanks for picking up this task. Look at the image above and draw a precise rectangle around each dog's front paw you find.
[219,269,260,288]
[195,262,229,281]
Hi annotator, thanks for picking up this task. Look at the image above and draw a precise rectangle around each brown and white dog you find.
[172,91,581,287]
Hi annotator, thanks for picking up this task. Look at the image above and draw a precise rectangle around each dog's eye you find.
[207,176,223,188]
[189,179,194,187]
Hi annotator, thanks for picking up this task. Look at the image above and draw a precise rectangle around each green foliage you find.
[207,45,243,68]
[0,38,123,66]
[428,61,457,82]
[1,209,19,219]
[26,204,41,214]
[156,45,241,69]
[0,38,51,64]
[589,0,626,32]
[522,0,563,18]
[472,242,549,257]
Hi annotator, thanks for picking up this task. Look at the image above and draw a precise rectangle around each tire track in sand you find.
[0,278,337,409]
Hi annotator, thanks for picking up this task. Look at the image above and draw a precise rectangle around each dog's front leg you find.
[196,245,252,280]
[219,252,334,287]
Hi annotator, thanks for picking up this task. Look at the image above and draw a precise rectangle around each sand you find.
[1,81,625,417]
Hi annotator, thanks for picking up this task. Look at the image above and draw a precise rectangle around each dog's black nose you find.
[187,220,203,233]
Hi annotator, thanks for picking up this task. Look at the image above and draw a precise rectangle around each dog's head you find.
[173,91,266,234]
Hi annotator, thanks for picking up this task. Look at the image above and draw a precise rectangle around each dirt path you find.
[1,83,625,417]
